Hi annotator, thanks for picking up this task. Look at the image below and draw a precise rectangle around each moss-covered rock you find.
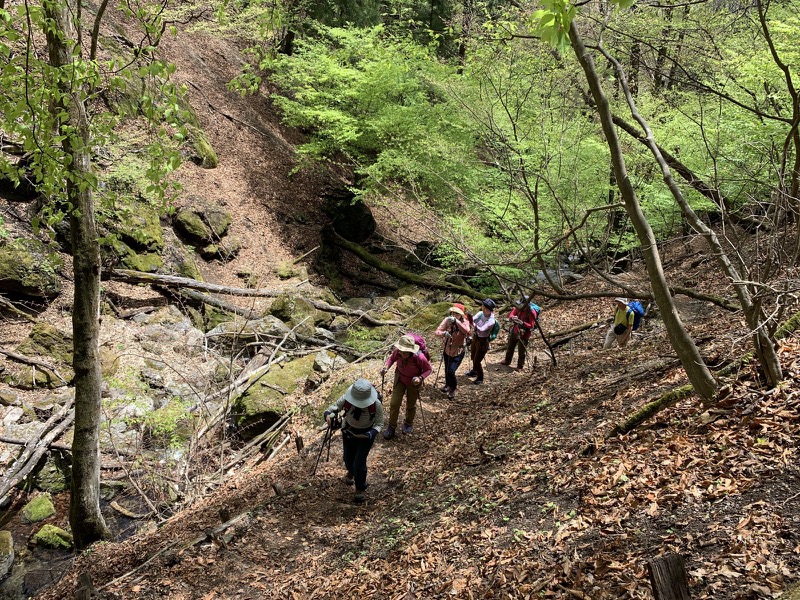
[269,294,330,334]
[188,125,218,169]
[173,198,232,246]
[200,236,242,261]
[340,325,395,355]
[32,524,72,549]
[17,323,73,364]
[0,531,13,580]
[120,251,163,273]
[406,301,454,334]
[0,238,62,299]
[1,364,66,390]
[233,353,317,438]
[35,453,70,494]
[21,494,56,523]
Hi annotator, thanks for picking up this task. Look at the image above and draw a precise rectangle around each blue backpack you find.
[628,301,645,331]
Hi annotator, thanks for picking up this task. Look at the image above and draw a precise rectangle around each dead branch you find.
[0,295,37,322]
[0,347,69,384]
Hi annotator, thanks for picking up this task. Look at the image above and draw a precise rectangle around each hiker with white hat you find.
[465,298,497,384]
[380,334,433,439]
[603,297,634,349]
[434,303,472,400]
[324,378,384,502]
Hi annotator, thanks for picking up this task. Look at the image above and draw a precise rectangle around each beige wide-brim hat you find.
[449,306,465,317]
[394,334,419,354]
[614,297,628,306]
[343,378,378,408]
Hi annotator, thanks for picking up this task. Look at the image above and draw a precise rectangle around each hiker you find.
[324,378,384,502]
[603,297,634,349]
[466,298,497,384]
[380,334,432,439]
[503,300,538,370]
[434,303,472,400]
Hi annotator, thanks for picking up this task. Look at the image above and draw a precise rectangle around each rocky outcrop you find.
[0,531,13,580]
[0,238,62,299]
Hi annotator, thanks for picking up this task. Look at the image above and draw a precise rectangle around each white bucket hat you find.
[394,334,419,354]
[343,378,378,408]
[614,297,628,305]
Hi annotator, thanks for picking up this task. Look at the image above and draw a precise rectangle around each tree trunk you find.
[568,23,717,401]
[43,0,111,548]
[648,553,691,600]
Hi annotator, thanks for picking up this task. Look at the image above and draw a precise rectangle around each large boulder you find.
[173,197,232,246]
[21,494,56,523]
[269,294,331,335]
[32,524,72,549]
[233,353,317,438]
[0,238,62,299]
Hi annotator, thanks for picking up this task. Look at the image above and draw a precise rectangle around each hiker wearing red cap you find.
[434,304,472,400]
[381,334,433,438]
[603,297,634,349]
[466,298,496,384]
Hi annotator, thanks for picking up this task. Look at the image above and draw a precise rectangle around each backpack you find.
[407,331,431,361]
[628,301,645,331]
[528,302,541,325]
[489,318,501,341]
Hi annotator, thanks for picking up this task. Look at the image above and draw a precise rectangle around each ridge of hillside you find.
[8,16,800,600]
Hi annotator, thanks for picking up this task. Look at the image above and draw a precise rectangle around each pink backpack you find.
[406,331,431,361]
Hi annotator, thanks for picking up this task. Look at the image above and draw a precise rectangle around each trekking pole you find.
[536,320,557,367]
[433,328,452,388]
[311,413,341,476]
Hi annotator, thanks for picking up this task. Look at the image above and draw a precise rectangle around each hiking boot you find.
[354,490,366,502]
[402,423,413,434]
[439,385,451,394]
[383,425,396,440]
[344,472,354,485]
[473,378,483,385]
[447,390,455,400]
[465,370,476,377]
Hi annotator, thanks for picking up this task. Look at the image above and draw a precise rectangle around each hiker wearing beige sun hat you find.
[434,303,472,400]
[603,297,634,349]
[324,378,384,502]
[380,334,433,439]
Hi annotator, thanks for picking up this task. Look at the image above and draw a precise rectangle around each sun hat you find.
[343,378,378,408]
[614,297,628,305]
[394,334,419,354]
[449,304,465,317]
[482,298,496,310]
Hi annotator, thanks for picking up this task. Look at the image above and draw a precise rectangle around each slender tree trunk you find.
[43,0,111,548]
[599,45,783,386]
[569,23,717,401]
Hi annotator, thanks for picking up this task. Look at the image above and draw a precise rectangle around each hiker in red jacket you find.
[503,301,537,370]
[381,334,432,439]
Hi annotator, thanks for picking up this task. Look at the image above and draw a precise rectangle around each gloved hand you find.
[446,316,456,324]
[380,367,387,376]
[366,428,378,441]
[443,331,452,338]
[324,410,332,423]
[412,376,422,387]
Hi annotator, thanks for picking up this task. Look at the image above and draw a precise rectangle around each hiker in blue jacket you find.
[604,297,634,349]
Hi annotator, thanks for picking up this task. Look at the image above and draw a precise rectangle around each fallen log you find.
[0,295,37,322]
[175,288,259,319]
[110,268,401,326]
[0,435,71,452]
[329,230,483,300]
[0,401,75,503]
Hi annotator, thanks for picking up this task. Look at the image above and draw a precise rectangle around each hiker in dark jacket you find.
[503,301,537,370]
[434,303,472,400]
[466,298,496,384]
[603,297,634,349]
[381,334,432,438]
[324,378,384,502]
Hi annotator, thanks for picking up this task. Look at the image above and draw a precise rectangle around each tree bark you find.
[569,23,717,401]
[648,553,691,600]
[43,0,111,547]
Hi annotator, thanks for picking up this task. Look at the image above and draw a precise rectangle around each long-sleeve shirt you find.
[384,349,433,386]
[509,306,536,342]
[473,311,496,339]
[326,393,384,434]
[435,316,471,356]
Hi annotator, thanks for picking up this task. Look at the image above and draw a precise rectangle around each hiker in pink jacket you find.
[381,334,432,439]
